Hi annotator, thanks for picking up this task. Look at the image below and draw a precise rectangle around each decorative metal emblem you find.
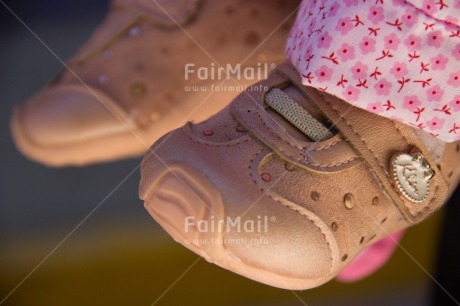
[390,149,434,203]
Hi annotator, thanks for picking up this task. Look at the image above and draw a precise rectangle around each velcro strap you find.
[278,62,448,224]
[231,70,361,173]
[265,88,334,142]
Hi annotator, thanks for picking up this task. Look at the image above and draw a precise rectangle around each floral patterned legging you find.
[286,0,460,142]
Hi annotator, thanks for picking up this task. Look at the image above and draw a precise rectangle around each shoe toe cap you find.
[12,84,129,146]
[10,84,143,165]
[221,197,340,285]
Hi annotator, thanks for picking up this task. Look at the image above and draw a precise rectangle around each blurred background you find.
[1,1,459,305]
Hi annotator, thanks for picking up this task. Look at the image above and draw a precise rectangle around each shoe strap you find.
[232,68,361,173]
[265,88,334,142]
[277,62,449,224]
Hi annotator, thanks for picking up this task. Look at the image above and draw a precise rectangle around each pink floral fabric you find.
[286,0,460,142]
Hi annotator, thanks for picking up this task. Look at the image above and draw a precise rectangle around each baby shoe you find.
[11,0,298,166]
[139,62,460,290]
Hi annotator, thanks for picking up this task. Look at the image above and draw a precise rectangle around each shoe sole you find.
[140,161,335,290]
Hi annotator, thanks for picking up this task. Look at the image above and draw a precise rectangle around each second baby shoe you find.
[11,0,298,166]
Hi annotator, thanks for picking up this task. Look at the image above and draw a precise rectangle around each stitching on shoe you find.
[234,87,347,153]
[237,109,358,168]
[257,108,357,167]
[259,110,358,167]
[391,121,411,146]
[183,123,251,147]
[247,148,335,274]
[309,137,343,151]
[259,107,346,152]
[268,194,335,274]
[322,96,392,182]
[255,109,304,150]
[322,94,440,219]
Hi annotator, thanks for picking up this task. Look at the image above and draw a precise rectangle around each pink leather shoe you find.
[139,62,460,290]
[11,0,298,166]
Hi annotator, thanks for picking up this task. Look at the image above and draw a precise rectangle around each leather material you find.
[113,0,201,27]
[12,0,299,166]
[231,69,360,173]
[15,85,132,145]
[140,61,460,288]
[275,63,449,224]
[59,0,297,127]
[141,106,341,282]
